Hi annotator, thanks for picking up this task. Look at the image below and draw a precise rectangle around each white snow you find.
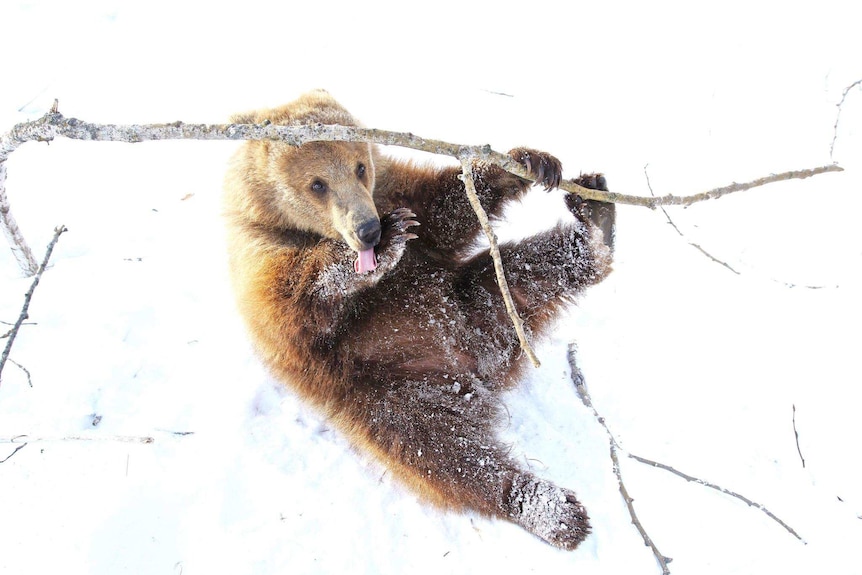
[1,1,861,574]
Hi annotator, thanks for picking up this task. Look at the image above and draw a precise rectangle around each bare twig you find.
[0,443,26,463]
[0,225,66,386]
[792,404,806,469]
[569,343,805,573]
[627,453,804,542]
[644,165,741,275]
[830,78,862,160]
[460,151,539,367]
[568,344,671,574]
[0,434,155,444]
[7,359,32,387]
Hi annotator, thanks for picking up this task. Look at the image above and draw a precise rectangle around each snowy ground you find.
[1,1,861,574]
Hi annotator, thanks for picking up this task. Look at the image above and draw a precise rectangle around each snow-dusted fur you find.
[223,90,614,550]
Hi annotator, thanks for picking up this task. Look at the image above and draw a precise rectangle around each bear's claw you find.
[508,147,563,191]
[379,208,420,249]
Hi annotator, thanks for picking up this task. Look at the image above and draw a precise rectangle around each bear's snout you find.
[357,218,381,250]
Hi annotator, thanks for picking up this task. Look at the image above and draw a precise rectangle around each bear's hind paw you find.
[507,474,590,551]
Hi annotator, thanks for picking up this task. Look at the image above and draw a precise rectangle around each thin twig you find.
[830,78,862,161]
[644,165,741,275]
[460,152,539,368]
[0,434,155,444]
[792,404,806,469]
[568,344,671,574]
[0,225,67,386]
[0,443,26,463]
[8,359,32,387]
[627,453,804,542]
[569,342,805,572]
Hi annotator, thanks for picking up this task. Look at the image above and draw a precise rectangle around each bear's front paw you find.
[507,474,590,551]
[364,208,419,274]
[508,148,563,191]
[378,208,420,250]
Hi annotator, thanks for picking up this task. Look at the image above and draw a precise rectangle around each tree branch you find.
[1,434,155,444]
[627,453,804,542]
[0,106,846,368]
[830,78,862,161]
[0,443,26,463]
[792,404,806,469]
[0,225,66,387]
[0,159,39,274]
[2,108,843,205]
[569,343,804,573]
[460,151,540,367]
[568,344,672,574]
[644,164,741,275]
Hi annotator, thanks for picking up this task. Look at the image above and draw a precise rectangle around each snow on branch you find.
[0,104,846,367]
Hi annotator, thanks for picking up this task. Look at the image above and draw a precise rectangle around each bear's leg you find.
[566,173,616,253]
[350,377,590,550]
[376,148,563,258]
[456,173,615,339]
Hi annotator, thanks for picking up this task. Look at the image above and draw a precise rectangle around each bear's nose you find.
[357,219,381,249]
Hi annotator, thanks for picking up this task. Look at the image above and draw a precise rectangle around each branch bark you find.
[0,225,66,387]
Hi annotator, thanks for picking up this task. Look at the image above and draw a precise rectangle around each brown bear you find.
[223,90,614,550]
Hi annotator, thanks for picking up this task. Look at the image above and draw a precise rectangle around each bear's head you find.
[230,90,380,271]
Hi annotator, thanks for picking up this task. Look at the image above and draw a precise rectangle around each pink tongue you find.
[354,248,377,273]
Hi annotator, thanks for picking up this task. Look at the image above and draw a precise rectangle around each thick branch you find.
[0,107,846,369]
[1,110,843,206]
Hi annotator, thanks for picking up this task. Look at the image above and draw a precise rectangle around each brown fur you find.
[224,90,614,550]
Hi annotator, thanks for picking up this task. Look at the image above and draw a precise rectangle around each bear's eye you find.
[310,179,328,194]
[356,163,366,179]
